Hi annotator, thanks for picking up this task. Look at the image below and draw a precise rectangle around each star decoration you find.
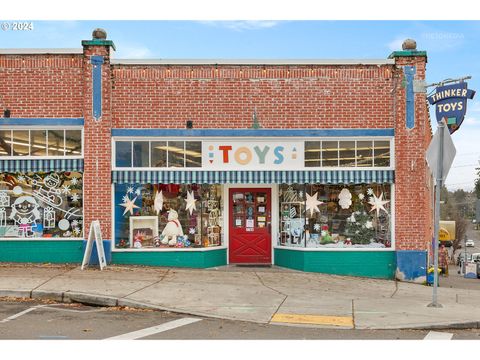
[127,186,134,194]
[61,185,71,194]
[368,192,390,217]
[70,177,79,185]
[189,227,196,235]
[185,190,197,215]
[305,192,323,217]
[154,190,164,215]
[120,196,139,216]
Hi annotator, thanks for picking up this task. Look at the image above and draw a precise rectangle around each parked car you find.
[466,239,475,247]
[457,253,472,266]
[472,253,480,263]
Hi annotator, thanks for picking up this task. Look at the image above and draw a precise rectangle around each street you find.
[1,298,480,340]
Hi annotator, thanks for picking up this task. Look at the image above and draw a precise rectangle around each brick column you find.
[389,44,433,252]
[81,31,115,240]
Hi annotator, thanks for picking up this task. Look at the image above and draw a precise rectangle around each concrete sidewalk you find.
[1,263,480,330]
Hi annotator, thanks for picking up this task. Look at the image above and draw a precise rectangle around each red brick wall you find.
[0,55,83,117]
[111,65,395,129]
[392,55,433,250]
[82,45,113,239]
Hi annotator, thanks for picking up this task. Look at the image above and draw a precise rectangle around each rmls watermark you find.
[1,22,34,31]
[422,32,464,40]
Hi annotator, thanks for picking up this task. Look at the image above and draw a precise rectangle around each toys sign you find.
[427,82,475,134]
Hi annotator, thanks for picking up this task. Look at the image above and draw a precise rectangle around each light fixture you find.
[4,109,10,118]
[186,120,193,129]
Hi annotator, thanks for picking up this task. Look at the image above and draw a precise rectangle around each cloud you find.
[387,37,405,51]
[199,20,280,31]
[114,45,154,59]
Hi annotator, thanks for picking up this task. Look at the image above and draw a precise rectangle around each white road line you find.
[424,331,454,340]
[104,317,202,340]
[0,305,47,323]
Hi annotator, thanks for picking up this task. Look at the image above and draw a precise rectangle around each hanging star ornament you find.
[368,192,390,217]
[305,192,324,217]
[154,190,164,215]
[185,190,197,215]
[119,196,139,216]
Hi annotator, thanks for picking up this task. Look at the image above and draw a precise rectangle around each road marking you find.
[104,317,202,340]
[271,313,354,328]
[424,331,454,340]
[0,305,47,323]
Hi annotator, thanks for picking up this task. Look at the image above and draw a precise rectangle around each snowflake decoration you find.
[365,221,373,229]
[313,223,321,232]
[17,175,26,183]
[70,177,79,185]
[71,220,79,228]
[299,191,304,199]
[127,186,134,194]
[73,227,81,236]
[122,195,129,202]
[135,188,142,196]
[358,193,365,200]
[189,227,196,235]
[71,193,80,202]
[61,185,71,194]
[367,188,374,196]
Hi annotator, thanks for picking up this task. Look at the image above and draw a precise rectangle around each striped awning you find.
[0,159,84,172]
[112,170,394,184]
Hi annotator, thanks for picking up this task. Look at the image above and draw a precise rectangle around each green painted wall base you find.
[112,248,227,268]
[0,241,84,264]
[274,248,396,279]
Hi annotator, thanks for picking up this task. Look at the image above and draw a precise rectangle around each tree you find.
[475,168,480,199]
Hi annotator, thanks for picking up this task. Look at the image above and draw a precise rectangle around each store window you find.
[304,140,391,168]
[278,184,391,248]
[114,183,222,249]
[0,171,84,238]
[0,129,82,157]
[114,140,203,169]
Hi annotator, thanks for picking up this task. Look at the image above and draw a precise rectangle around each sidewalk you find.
[1,262,480,330]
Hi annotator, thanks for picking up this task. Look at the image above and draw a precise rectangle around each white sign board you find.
[426,125,456,181]
[81,220,107,270]
[202,140,304,170]
[465,262,477,279]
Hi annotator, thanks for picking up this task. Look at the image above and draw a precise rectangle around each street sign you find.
[426,121,456,181]
[427,82,475,134]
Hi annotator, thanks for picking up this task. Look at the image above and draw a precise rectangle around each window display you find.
[0,171,84,238]
[115,184,223,249]
[278,184,391,248]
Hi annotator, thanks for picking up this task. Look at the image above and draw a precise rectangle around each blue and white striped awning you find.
[112,170,394,184]
[0,159,84,172]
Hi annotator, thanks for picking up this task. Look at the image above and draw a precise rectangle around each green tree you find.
[475,168,480,199]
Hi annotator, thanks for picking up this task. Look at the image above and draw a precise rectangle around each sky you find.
[1,16,479,191]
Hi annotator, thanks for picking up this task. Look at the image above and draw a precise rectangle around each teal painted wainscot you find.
[112,248,227,268]
[274,248,396,279]
[0,241,84,263]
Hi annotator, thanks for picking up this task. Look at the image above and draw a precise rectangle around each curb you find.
[1,289,480,330]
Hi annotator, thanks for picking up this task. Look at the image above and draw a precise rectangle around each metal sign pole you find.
[429,120,445,308]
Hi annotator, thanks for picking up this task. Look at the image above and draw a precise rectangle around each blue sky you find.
[1,20,479,190]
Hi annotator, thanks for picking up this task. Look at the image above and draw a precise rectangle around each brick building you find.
[0,30,433,280]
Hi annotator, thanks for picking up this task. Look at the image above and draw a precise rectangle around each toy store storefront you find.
[111,129,396,278]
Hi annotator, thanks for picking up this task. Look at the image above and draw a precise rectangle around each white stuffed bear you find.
[161,209,184,246]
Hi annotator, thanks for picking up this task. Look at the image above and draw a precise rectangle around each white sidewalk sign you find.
[81,220,107,270]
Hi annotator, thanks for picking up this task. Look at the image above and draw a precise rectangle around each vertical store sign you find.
[91,55,104,121]
[427,82,475,134]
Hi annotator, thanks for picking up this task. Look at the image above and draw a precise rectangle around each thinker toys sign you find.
[427,82,475,134]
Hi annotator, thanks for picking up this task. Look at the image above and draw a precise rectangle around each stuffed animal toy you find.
[161,209,184,246]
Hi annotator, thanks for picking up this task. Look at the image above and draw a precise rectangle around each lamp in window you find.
[186,120,193,129]
[3,109,10,118]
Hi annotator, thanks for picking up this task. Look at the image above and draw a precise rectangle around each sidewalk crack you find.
[30,266,78,297]
[390,279,399,298]
[254,272,289,323]
[120,269,171,299]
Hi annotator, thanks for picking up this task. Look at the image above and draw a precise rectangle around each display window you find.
[278,184,391,248]
[0,171,84,238]
[114,184,223,249]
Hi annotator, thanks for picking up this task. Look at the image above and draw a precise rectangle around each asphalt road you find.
[1,299,480,340]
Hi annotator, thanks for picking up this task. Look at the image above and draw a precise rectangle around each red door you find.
[229,188,272,264]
